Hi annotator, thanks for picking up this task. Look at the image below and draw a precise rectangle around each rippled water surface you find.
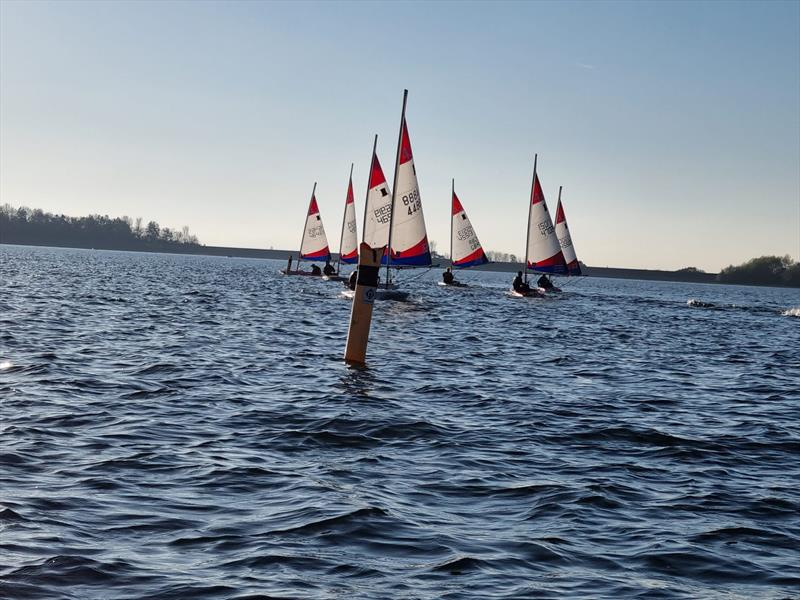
[1,245,799,599]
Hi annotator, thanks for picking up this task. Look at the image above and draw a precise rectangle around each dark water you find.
[1,245,799,599]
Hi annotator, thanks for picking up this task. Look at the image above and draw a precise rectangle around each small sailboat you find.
[281,183,331,276]
[512,155,567,296]
[554,186,582,276]
[324,165,359,283]
[440,180,488,287]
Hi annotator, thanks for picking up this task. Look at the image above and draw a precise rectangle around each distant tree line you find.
[0,204,201,251]
[717,255,799,287]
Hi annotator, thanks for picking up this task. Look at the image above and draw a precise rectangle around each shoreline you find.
[2,241,793,288]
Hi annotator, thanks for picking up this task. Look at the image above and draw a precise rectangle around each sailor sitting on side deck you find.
[311,264,322,276]
[537,274,554,290]
[513,271,531,294]
[442,267,455,285]
[323,260,336,276]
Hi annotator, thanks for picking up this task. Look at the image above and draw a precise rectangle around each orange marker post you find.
[344,243,385,366]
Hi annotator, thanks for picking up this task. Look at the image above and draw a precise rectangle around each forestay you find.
[451,188,488,269]
[526,173,567,274]
[299,192,331,261]
[554,190,581,275]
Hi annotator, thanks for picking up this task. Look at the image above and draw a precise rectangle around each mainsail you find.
[337,165,358,268]
[554,187,581,275]
[362,147,392,250]
[299,185,330,262]
[525,159,567,275]
[386,91,431,266]
[450,182,488,269]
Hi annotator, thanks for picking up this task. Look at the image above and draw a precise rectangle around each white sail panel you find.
[339,177,358,264]
[526,173,566,274]
[299,194,330,261]
[389,121,430,266]
[362,152,392,249]
[555,195,581,275]
[451,189,488,268]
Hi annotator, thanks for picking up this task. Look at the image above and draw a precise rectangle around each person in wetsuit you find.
[310,264,322,276]
[323,260,336,276]
[513,271,531,294]
[537,274,554,290]
[442,267,455,285]
[348,269,358,291]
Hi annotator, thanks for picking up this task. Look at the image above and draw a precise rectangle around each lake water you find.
[1,245,799,599]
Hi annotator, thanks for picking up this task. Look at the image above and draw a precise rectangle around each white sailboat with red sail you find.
[324,165,359,283]
[512,155,567,296]
[554,186,582,276]
[441,180,488,287]
[281,183,331,276]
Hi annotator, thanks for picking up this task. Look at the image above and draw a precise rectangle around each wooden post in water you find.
[344,242,385,365]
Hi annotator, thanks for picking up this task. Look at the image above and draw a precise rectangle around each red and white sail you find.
[362,150,392,250]
[451,186,488,268]
[526,171,566,274]
[338,171,358,264]
[554,189,581,275]
[299,190,330,261]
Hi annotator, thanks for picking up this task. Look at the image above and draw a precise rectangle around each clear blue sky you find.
[1,0,798,271]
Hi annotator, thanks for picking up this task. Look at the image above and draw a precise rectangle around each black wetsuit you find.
[348,270,357,291]
[513,275,530,293]
[311,265,322,276]
[443,271,454,285]
[323,263,336,276]
[537,275,553,289]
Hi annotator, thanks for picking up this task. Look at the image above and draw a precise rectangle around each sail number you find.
[537,221,555,236]
[402,189,421,216]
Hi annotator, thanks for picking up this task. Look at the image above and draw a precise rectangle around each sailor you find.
[323,260,336,276]
[537,274,554,290]
[310,264,322,276]
[513,271,530,294]
[286,255,293,273]
[442,267,455,285]
[348,269,358,291]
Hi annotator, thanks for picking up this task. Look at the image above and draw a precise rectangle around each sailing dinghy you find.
[281,183,331,276]
[440,180,488,287]
[324,165,359,283]
[340,136,410,301]
[512,156,567,296]
[554,186,582,276]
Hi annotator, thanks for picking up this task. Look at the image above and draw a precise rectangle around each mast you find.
[299,181,317,264]
[336,163,354,275]
[523,155,537,284]
[450,178,455,269]
[386,89,408,289]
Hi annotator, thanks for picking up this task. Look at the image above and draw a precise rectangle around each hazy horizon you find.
[1,0,798,272]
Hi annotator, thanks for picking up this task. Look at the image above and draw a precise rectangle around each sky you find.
[1,0,798,272]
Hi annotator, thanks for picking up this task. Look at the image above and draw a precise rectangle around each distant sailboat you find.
[325,165,359,283]
[282,183,330,276]
[554,186,582,276]
[513,156,566,296]
[441,180,488,286]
